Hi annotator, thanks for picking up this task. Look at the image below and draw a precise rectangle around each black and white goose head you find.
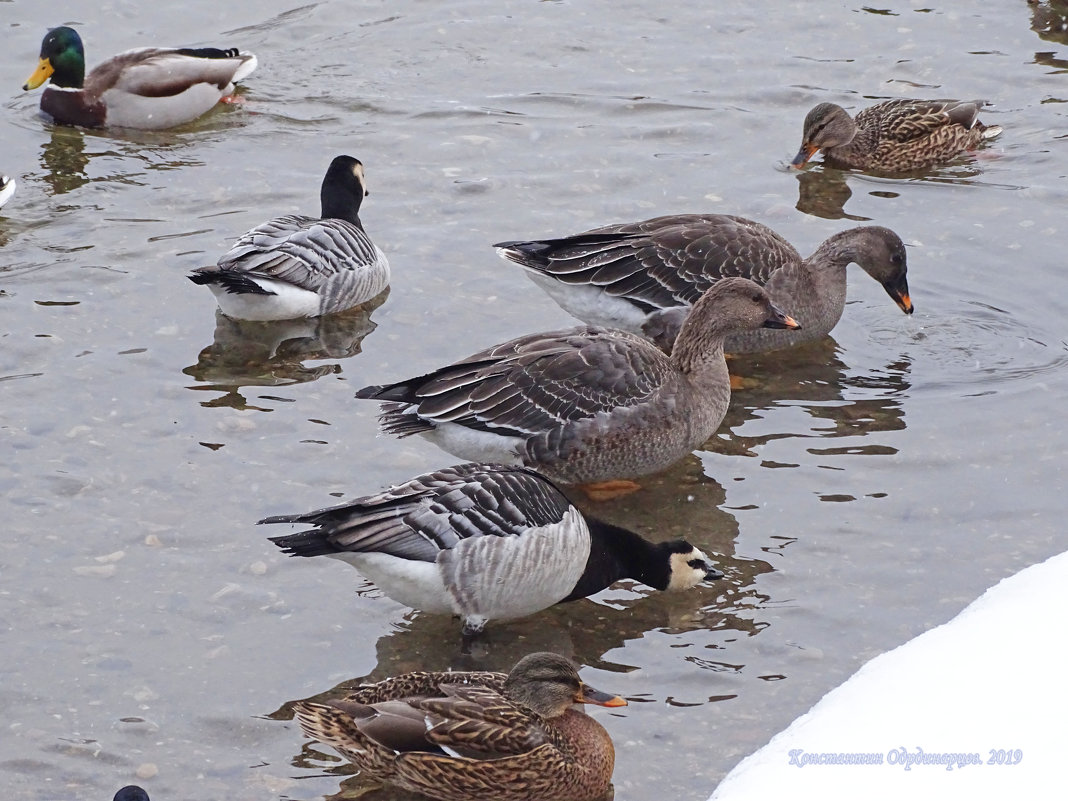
[320,154,369,225]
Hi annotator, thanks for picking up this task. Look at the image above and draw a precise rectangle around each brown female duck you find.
[790,98,1002,173]
[292,652,626,801]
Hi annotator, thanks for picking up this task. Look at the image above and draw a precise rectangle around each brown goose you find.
[262,463,721,636]
[355,277,799,486]
[790,98,1002,173]
[22,26,257,130]
[292,652,626,801]
[496,216,911,354]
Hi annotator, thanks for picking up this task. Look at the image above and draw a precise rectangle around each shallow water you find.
[2,2,1066,799]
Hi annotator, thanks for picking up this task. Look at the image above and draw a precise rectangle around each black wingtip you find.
[354,383,388,400]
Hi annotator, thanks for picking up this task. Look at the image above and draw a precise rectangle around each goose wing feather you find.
[262,465,572,561]
[504,214,801,310]
[360,328,671,438]
[219,215,378,291]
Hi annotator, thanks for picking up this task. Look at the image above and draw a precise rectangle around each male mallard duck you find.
[22,26,257,130]
[0,175,14,209]
[189,155,389,321]
[292,652,626,801]
[113,787,149,801]
[354,278,799,487]
[496,217,911,353]
[262,463,721,636]
[790,98,1002,173]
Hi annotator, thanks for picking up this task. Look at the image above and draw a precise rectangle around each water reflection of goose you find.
[183,297,383,402]
[716,338,911,454]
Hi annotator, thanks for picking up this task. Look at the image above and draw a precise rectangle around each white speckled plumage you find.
[497,215,912,354]
[190,155,389,321]
[263,463,720,634]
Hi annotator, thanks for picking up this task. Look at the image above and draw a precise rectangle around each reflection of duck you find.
[0,175,15,209]
[263,463,720,637]
[293,652,625,801]
[790,99,1002,173]
[356,279,797,488]
[497,218,910,354]
[190,156,389,321]
[794,168,871,222]
[23,26,256,130]
[40,126,90,195]
[183,299,382,405]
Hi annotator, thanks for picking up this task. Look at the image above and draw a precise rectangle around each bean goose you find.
[355,277,799,486]
[496,216,911,353]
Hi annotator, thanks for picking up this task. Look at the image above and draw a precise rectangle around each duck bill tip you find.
[790,144,818,169]
[578,686,628,708]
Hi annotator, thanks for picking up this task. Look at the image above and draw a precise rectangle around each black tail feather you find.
[188,270,275,296]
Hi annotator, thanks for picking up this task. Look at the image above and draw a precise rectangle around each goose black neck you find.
[320,184,363,226]
[562,518,674,601]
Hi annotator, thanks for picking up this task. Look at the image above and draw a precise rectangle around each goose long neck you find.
[563,519,671,601]
[806,228,871,271]
[320,186,364,228]
[670,294,730,376]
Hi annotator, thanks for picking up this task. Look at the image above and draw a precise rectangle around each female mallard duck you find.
[189,155,389,321]
[496,217,911,353]
[22,26,257,130]
[292,652,626,801]
[262,463,721,636]
[355,278,799,487]
[0,175,14,209]
[790,98,1002,173]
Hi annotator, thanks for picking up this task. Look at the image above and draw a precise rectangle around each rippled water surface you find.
[3,2,1067,799]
